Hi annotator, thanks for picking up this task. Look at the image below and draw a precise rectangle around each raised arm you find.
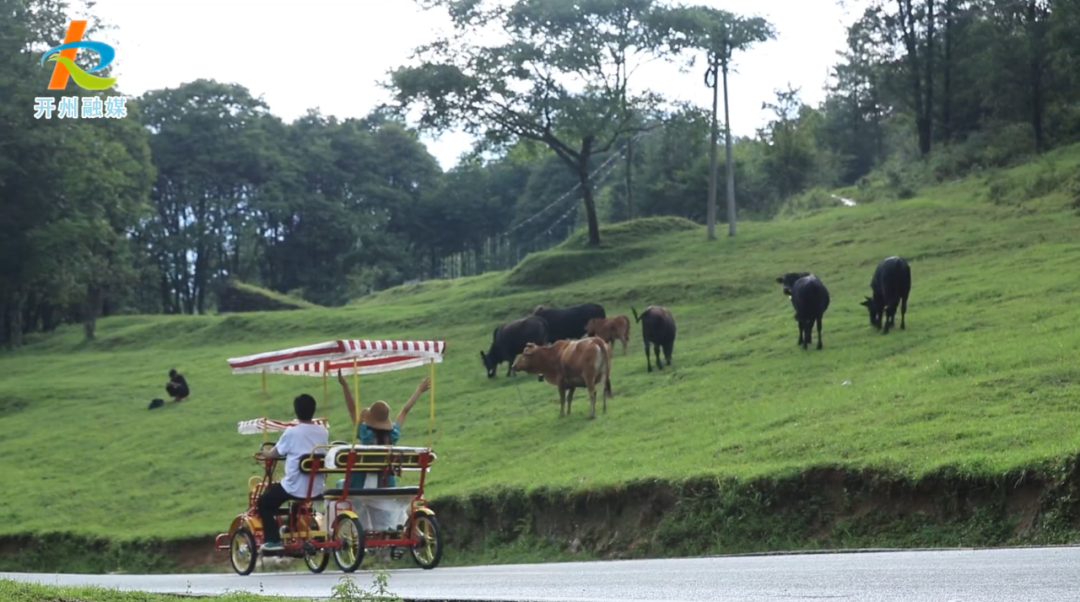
[337,370,358,424]
[395,376,431,429]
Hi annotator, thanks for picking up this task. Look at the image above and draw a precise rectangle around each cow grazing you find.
[777,272,812,297]
[585,315,630,356]
[631,306,676,372]
[480,315,549,378]
[511,338,612,419]
[860,256,911,334]
[775,273,830,350]
[532,303,606,342]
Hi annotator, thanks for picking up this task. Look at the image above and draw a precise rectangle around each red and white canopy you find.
[227,339,446,377]
[238,417,330,435]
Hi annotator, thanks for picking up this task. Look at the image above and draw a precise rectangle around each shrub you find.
[1023,160,1068,201]
[777,187,845,218]
[984,172,1017,206]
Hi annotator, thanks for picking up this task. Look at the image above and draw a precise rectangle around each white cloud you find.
[84,0,855,170]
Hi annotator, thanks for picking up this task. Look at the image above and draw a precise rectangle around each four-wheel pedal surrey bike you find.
[214,338,446,575]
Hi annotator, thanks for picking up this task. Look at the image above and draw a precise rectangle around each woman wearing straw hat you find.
[336,370,430,488]
[335,370,430,555]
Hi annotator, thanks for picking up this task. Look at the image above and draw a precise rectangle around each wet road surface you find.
[5,547,1080,601]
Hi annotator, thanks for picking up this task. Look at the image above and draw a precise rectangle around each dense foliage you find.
[1,0,1077,347]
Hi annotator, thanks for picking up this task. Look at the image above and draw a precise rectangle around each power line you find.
[435,130,649,277]
[501,131,648,237]
[514,138,633,249]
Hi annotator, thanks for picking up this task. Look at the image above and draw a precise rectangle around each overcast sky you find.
[80,0,856,170]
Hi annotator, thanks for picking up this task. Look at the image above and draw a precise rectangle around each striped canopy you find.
[227,339,446,377]
[238,417,330,435]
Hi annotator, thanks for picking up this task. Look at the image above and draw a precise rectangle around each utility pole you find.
[722,39,737,237]
[705,56,720,241]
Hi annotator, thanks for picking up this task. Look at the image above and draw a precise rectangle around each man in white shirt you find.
[254,393,328,553]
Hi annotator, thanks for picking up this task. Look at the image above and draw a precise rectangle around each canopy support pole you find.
[261,370,268,445]
[427,359,435,449]
[351,357,360,446]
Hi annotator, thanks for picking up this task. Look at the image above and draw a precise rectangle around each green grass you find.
[0,580,286,601]
[0,576,399,601]
[217,280,321,312]
[2,144,1080,543]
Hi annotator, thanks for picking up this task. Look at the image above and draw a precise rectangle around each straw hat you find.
[363,400,394,431]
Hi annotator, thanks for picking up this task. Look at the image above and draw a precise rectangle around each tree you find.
[0,0,153,346]
[139,79,274,314]
[248,112,442,303]
[1019,0,1052,152]
[635,105,711,221]
[758,86,821,200]
[657,5,775,238]
[62,109,155,340]
[389,0,681,246]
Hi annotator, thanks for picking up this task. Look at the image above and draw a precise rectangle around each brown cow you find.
[511,338,613,419]
[585,315,630,356]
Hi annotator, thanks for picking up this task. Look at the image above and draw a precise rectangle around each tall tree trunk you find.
[41,304,58,332]
[924,0,936,150]
[195,238,209,314]
[869,74,885,164]
[897,0,930,156]
[83,285,102,341]
[7,291,25,349]
[24,300,40,334]
[942,0,954,140]
[158,266,172,314]
[1027,0,1045,153]
[578,137,601,247]
[0,300,7,347]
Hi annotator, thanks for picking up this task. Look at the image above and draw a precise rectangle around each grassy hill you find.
[1,144,1079,544]
[216,280,321,313]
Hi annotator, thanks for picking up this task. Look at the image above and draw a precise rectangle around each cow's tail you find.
[598,339,613,399]
[631,307,642,323]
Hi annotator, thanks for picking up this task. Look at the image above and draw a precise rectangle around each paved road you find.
[5,547,1080,601]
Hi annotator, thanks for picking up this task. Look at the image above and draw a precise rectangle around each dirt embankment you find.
[4,461,1079,573]
[431,461,1080,560]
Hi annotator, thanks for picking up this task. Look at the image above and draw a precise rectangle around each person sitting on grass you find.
[254,393,328,553]
[336,370,430,489]
[166,368,189,402]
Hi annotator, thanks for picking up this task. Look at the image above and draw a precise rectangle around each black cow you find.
[631,306,676,372]
[776,272,811,297]
[532,303,606,343]
[776,272,830,350]
[480,316,549,378]
[860,256,911,334]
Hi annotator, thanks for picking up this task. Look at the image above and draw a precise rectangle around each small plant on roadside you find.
[330,570,403,602]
